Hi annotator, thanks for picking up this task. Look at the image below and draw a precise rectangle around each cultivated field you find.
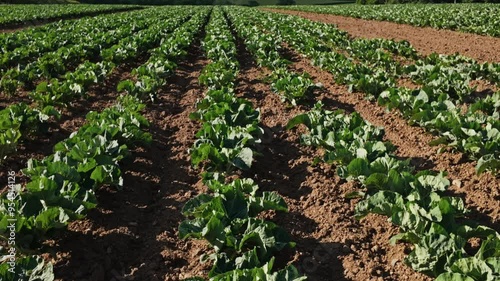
[0,4,498,281]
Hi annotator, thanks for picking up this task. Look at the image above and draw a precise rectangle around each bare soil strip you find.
[50,40,211,281]
[281,45,499,227]
[229,22,431,280]
[264,9,500,63]
[0,8,143,34]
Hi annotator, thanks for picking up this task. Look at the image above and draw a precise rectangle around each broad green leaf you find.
[449,257,494,280]
[435,272,475,281]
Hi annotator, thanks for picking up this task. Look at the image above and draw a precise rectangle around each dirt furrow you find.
[264,8,500,63]
[48,40,211,281]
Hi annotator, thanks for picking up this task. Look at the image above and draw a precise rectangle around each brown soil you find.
[397,77,420,90]
[469,80,498,102]
[48,35,211,281]
[263,9,500,63]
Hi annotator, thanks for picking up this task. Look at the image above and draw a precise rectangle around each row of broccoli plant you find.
[251,8,499,174]
[286,102,500,281]
[377,86,499,174]
[190,9,261,174]
[0,4,140,29]
[272,4,500,37]
[0,104,59,164]
[0,8,192,164]
[0,94,152,281]
[0,8,159,95]
[181,8,306,280]
[225,8,318,106]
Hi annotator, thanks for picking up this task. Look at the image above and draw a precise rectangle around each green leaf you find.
[435,272,475,281]
[90,165,122,187]
[485,257,499,275]
[210,258,306,281]
[406,233,465,277]
[416,173,450,192]
[286,114,311,130]
[476,154,500,175]
[182,194,214,216]
[233,147,253,170]
[249,192,288,216]
[203,216,226,251]
[355,190,403,219]
[34,207,70,231]
[429,137,451,146]
[346,158,370,178]
[475,236,500,260]
[449,257,494,281]
[0,255,54,281]
[179,218,205,240]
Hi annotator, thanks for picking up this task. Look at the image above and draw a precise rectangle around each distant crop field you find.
[239,0,354,4]
[0,4,138,26]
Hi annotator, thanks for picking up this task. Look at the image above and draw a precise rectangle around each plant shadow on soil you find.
[292,239,350,281]
[247,127,312,199]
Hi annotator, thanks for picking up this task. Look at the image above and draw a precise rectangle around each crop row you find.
[0,94,151,280]
[1,8,189,95]
[182,7,305,280]
[118,8,208,102]
[243,8,500,174]
[256,8,500,99]
[0,4,139,27]
[0,11,132,55]
[272,4,500,37]
[225,8,318,106]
